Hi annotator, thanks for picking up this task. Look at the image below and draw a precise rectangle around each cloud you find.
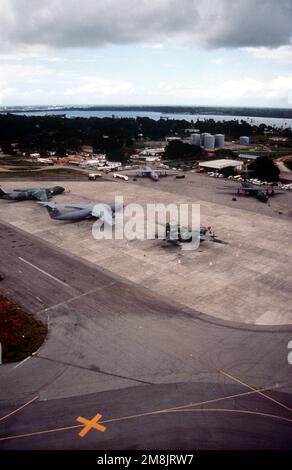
[1,0,292,51]
[246,45,292,63]
[64,76,136,97]
[0,62,136,104]
[0,86,15,104]
[210,58,225,65]
[153,75,292,106]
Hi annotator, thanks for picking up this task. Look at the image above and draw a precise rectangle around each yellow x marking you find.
[76,413,106,437]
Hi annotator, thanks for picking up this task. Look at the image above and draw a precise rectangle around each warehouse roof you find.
[199,159,242,170]
[239,154,259,160]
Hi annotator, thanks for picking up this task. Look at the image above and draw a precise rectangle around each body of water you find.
[8,109,292,129]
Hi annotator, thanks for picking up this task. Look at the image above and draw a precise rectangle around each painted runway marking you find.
[0,382,288,442]
[0,396,38,423]
[18,257,75,292]
[13,355,32,369]
[36,282,117,315]
[0,408,291,443]
[76,413,106,437]
[219,369,292,414]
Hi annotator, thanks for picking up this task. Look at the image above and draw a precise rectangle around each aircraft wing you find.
[217,186,240,190]
[32,190,49,202]
[47,203,90,209]
[91,203,115,225]
[241,187,263,191]
[200,234,228,244]
[121,170,147,177]
[157,171,176,176]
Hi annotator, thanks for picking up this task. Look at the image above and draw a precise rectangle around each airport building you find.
[199,159,243,172]
[238,154,259,163]
[240,136,250,145]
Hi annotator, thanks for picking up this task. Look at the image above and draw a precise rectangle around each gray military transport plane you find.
[217,178,283,203]
[0,186,65,202]
[137,165,162,181]
[40,201,123,225]
[127,165,176,181]
[156,223,227,247]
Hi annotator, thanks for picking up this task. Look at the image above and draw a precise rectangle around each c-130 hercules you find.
[156,223,227,247]
[0,186,65,202]
[217,176,283,203]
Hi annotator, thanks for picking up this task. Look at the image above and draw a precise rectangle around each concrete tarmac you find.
[0,176,291,325]
[0,222,292,449]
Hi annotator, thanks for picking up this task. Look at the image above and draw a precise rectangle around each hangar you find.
[199,159,242,172]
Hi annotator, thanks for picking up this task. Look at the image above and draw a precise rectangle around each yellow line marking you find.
[0,424,82,442]
[98,383,286,427]
[0,396,39,423]
[1,406,291,443]
[219,370,292,414]
[159,382,285,413]
[0,383,287,442]
[160,408,292,424]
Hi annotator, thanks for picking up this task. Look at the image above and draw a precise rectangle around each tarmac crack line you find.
[34,354,154,385]
[219,369,292,414]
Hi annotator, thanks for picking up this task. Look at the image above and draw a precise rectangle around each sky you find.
[1,0,292,107]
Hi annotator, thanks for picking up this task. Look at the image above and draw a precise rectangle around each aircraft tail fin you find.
[39,202,62,219]
[164,222,171,241]
[0,188,6,199]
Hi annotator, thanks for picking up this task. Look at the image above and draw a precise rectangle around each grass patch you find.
[0,293,47,363]
[0,157,41,166]
[0,168,87,179]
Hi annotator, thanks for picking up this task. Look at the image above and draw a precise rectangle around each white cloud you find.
[246,46,292,63]
[210,57,225,65]
[64,76,136,97]
[142,44,164,50]
[0,86,15,104]
[153,75,292,106]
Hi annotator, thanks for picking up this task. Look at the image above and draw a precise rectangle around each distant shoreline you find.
[1,105,292,120]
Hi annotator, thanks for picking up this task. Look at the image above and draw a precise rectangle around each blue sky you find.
[1,0,292,107]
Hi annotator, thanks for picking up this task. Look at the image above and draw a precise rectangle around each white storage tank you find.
[191,133,201,146]
[215,134,225,148]
[204,134,215,149]
[201,133,210,145]
[240,136,250,145]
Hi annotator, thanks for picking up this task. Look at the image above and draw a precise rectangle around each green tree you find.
[164,141,203,160]
[221,166,236,178]
[1,143,15,155]
[248,156,280,182]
